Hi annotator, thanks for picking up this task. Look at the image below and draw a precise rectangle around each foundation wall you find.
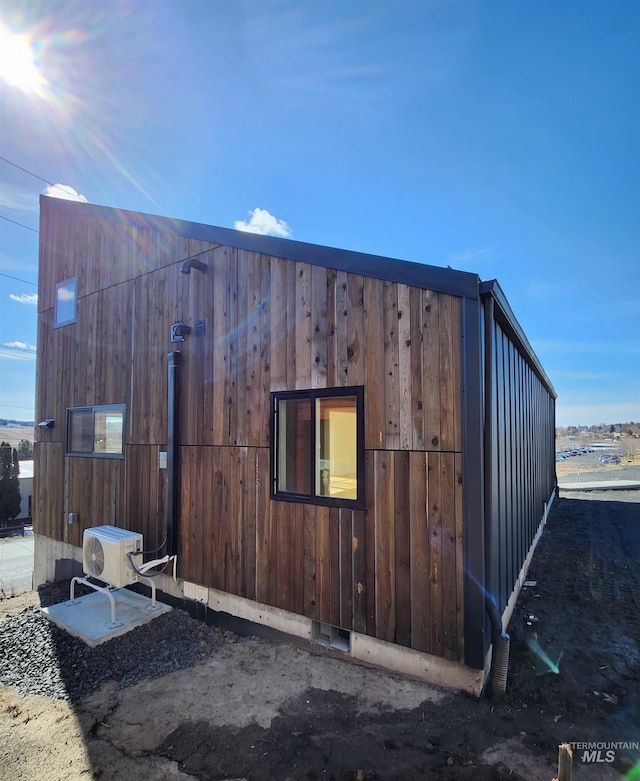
[34,535,483,696]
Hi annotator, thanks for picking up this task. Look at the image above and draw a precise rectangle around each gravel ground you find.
[0,582,227,703]
[1,488,638,780]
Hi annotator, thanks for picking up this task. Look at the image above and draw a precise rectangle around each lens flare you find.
[0,21,46,95]
[526,633,563,675]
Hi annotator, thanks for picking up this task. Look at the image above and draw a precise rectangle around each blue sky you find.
[1,0,638,427]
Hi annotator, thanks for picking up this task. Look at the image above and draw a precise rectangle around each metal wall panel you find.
[484,309,556,617]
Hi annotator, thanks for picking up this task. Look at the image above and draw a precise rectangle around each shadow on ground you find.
[1,491,639,780]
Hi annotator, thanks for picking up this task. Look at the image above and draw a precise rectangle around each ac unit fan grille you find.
[85,535,105,578]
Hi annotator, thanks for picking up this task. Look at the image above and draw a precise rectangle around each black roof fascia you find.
[479,279,557,399]
[42,196,480,300]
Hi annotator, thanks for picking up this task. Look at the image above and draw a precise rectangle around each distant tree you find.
[17,439,33,460]
[0,442,21,523]
[609,424,616,434]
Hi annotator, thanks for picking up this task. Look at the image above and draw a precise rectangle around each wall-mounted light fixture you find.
[180,258,208,274]
[171,322,191,342]
[38,419,55,429]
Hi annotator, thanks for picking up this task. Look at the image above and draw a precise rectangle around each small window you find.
[271,387,364,508]
[67,405,125,458]
[55,277,77,327]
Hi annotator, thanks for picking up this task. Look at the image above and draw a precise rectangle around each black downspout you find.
[486,597,510,699]
[166,350,181,556]
[461,294,487,671]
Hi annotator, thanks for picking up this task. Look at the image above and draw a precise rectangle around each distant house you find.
[34,195,556,694]
[18,459,33,520]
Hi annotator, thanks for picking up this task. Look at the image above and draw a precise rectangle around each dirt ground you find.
[0,486,639,781]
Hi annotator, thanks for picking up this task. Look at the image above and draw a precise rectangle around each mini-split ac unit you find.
[82,525,143,589]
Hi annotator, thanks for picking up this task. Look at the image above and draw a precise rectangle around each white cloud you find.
[4,341,36,351]
[590,299,640,320]
[42,183,88,202]
[556,402,640,428]
[526,280,562,300]
[9,293,38,305]
[532,339,640,356]
[234,208,291,238]
[0,182,38,212]
[0,249,37,275]
[0,341,37,361]
[57,287,75,301]
[551,369,612,381]
[446,247,491,267]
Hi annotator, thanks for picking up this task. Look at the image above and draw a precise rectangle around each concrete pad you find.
[0,533,34,596]
[42,587,171,647]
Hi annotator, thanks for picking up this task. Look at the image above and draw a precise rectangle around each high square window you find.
[67,405,125,458]
[54,276,77,327]
[271,387,364,508]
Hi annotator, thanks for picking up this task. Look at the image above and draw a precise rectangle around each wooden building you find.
[34,196,556,693]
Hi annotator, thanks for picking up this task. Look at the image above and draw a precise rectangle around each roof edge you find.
[40,195,480,299]
[480,279,557,399]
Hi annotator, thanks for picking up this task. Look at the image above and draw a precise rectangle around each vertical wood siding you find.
[35,203,466,663]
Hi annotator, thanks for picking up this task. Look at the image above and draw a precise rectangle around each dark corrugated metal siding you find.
[483,291,556,618]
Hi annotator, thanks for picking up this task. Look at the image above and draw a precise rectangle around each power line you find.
[0,155,57,189]
[0,155,87,235]
[0,343,36,353]
[0,272,37,287]
[0,344,37,360]
[0,214,38,233]
[0,271,38,287]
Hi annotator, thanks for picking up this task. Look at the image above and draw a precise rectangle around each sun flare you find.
[0,21,45,95]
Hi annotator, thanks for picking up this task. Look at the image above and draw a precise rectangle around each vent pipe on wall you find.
[180,258,208,274]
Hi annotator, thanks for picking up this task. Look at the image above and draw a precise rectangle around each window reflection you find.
[316,396,357,499]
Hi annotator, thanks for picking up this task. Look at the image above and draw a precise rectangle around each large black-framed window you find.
[271,386,364,509]
[67,405,125,458]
